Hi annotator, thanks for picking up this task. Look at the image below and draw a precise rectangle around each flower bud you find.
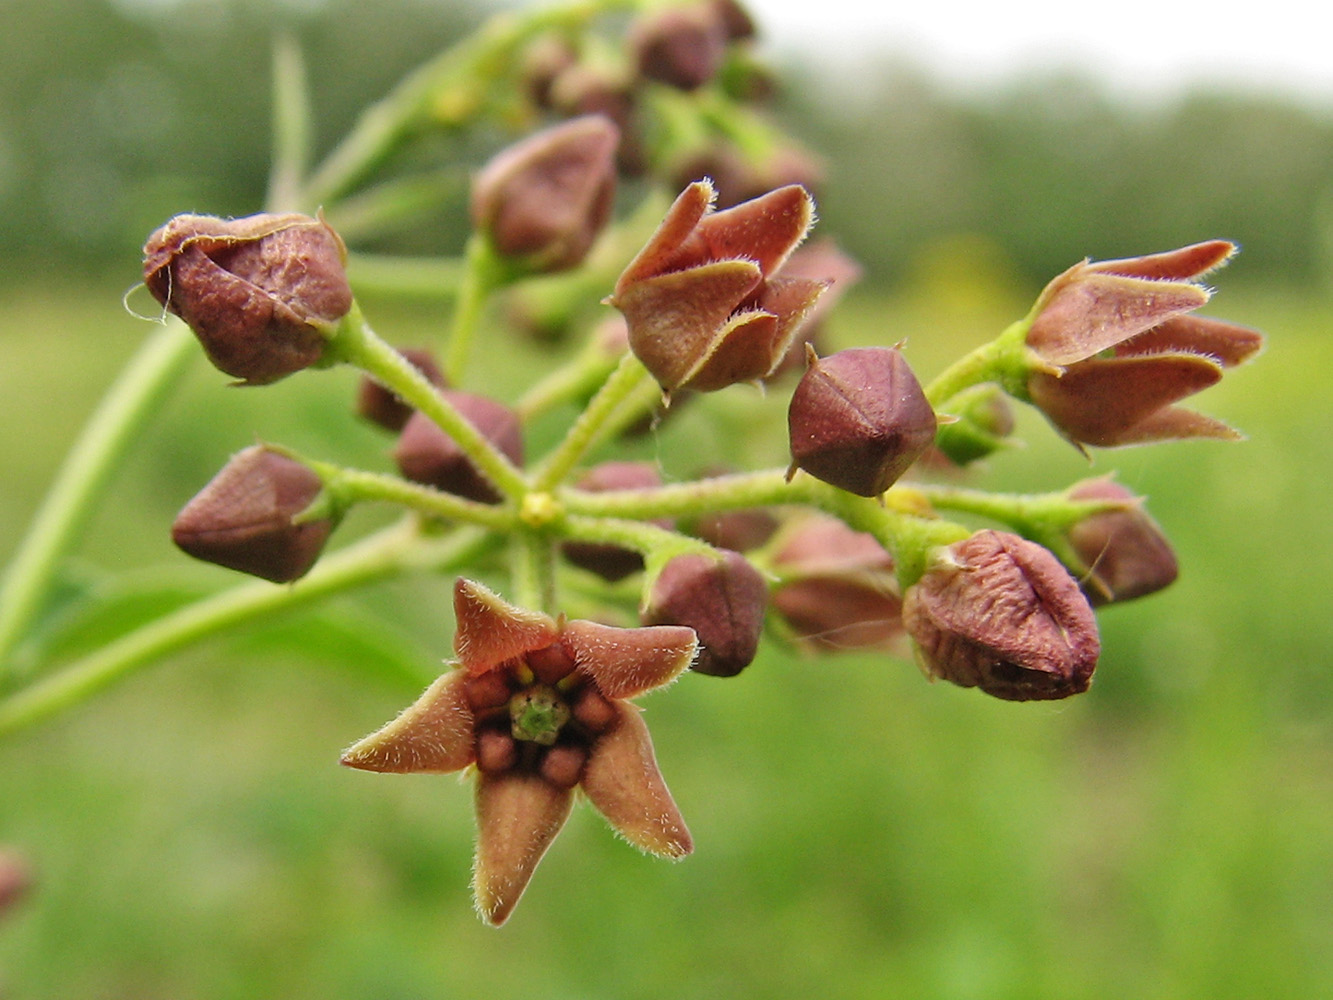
[143,213,352,385]
[788,346,937,497]
[643,551,767,677]
[931,383,1015,466]
[902,530,1099,701]
[393,392,523,504]
[562,462,669,581]
[172,445,335,583]
[470,116,619,273]
[1066,479,1178,605]
[770,515,903,650]
[630,2,729,91]
[355,347,448,432]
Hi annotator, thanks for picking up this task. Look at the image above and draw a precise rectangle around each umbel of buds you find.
[471,115,620,274]
[143,213,353,385]
[1021,241,1263,447]
[610,180,823,394]
[903,530,1100,701]
[172,446,336,583]
[643,550,768,676]
[788,346,937,497]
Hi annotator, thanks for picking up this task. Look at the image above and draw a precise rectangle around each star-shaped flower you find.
[608,179,823,395]
[341,579,698,925]
[1021,240,1263,447]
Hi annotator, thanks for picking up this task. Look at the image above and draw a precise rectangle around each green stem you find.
[0,523,495,739]
[328,303,528,499]
[317,465,517,530]
[511,531,556,613]
[0,320,197,676]
[267,33,312,213]
[532,352,650,491]
[515,339,621,422]
[346,253,463,301]
[299,0,637,209]
[444,234,506,382]
[923,318,1030,409]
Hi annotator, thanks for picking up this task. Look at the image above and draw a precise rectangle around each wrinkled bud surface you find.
[562,462,667,581]
[342,579,696,925]
[143,213,352,385]
[903,530,1100,701]
[471,115,619,273]
[1066,479,1178,605]
[788,346,937,497]
[610,180,822,394]
[644,550,767,676]
[356,347,447,432]
[630,2,729,91]
[393,392,523,504]
[172,445,334,583]
[770,515,903,650]
[1023,241,1263,447]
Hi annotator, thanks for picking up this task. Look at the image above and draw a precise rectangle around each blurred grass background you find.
[3,1,1333,997]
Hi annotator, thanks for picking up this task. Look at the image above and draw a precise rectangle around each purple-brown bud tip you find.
[643,551,768,677]
[1066,479,1178,605]
[470,116,620,274]
[788,346,937,497]
[393,392,523,504]
[562,462,667,582]
[171,445,335,583]
[143,213,352,385]
[903,530,1100,701]
[630,2,729,91]
[355,347,448,432]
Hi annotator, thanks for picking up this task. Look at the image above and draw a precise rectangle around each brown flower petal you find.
[560,621,698,699]
[581,704,692,859]
[340,671,476,774]
[473,773,574,925]
[453,579,559,674]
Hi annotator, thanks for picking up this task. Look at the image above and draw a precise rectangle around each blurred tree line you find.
[4,0,1333,287]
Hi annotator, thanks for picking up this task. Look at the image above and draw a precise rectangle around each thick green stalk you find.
[0,523,492,739]
[0,320,196,675]
[444,234,508,382]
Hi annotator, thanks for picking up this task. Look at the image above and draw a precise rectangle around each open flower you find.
[341,579,697,926]
[608,180,823,394]
[1022,241,1263,447]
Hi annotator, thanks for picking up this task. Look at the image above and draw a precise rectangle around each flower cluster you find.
[117,0,1265,929]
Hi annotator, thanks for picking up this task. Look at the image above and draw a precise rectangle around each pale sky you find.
[750,0,1333,105]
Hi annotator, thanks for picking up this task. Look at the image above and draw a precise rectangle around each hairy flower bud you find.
[1066,479,1178,605]
[172,445,335,583]
[355,347,448,432]
[470,115,619,273]
[562,462,668,581]
[393,392,523,504]
[903,530,1100,701]
[143,212,352,385]
[770,515,903,650]
[643,550,768,676]
[788,346,937,497]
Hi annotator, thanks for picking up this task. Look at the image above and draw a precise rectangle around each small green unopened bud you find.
[143,213,352,385]
[171,445,335,583]
[933,383,1014,466]
[788,346,936,497]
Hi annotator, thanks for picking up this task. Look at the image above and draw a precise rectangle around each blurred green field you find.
[2,267,1331,999]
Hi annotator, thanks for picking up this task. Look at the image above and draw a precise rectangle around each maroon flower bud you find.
[643,550,767,676]
[562,462,668,581]
[692,508,779,552]
[393,392,523,504]
[518,34,580,110]
[902,530,1100,701]
[470,116,619,274]
[769,514,903,651]
[610,180,823,395]
[355,347,448,432]
[788,346,937,497]
[143,213,352,385]
[0,849,30,918]
[1066,479,1178,605]
[630,2,729,91]
[172,445,335,583]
